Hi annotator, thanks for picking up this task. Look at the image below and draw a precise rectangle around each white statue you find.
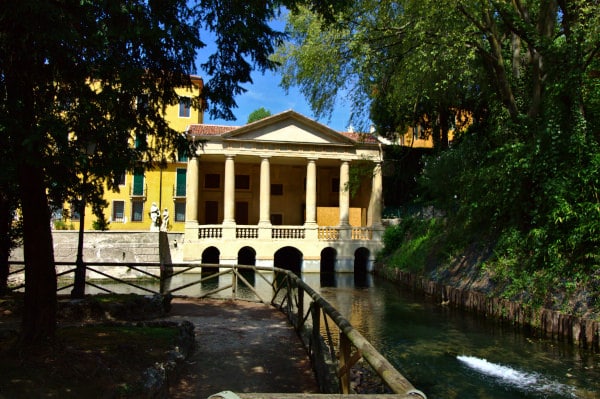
[161,208,169,232]
[150,202,160,231]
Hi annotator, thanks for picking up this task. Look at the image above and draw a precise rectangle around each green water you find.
[305,274,600,399]
[85,272,600,398]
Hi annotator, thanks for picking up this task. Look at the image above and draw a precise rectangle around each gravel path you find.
[164,298,319,399]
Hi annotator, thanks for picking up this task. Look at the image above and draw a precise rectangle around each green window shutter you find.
[176,169,187,196]
[133,170,144,196]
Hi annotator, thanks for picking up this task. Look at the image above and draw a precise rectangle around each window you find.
[271,183,283,196]
[270,214,283,225]
[132,169,144,196]
[70,203,80,221]
[205,201,219,224]
[136,94,149,112]
[131,201,144,222]
[117,172,126,186]
[235,175,250,190]
[176,168,186,197]
[113,201,125,222]
[135,134,147,149]
[205,173,220,189]
[177,147,188,162]
[331,178,340,193]
[174,201,186,222]
[179,96,191,117]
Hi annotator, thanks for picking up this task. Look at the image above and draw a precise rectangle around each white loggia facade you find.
[182,111,384,273]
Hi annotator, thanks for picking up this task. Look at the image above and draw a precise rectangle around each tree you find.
[275,0,481,146]
[0,0,346,346]
[247,107,272,123]
[278,0,600,308]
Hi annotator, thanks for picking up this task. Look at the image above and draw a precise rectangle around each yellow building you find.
[56,75,204,232]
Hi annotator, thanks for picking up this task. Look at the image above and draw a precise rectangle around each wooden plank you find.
[236,394,416,399]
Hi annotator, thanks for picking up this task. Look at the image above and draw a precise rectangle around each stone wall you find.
[375,265,600,351]
[10,231,185,264]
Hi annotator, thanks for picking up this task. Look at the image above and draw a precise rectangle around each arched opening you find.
[274,246,303,276]
[320,247,337,287]
[201,247,220,289]
[353,247,370,287]
[237,246,256,287]
[201,246,220,264]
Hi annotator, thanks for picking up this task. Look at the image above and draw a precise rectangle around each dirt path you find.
[164,298,319,399]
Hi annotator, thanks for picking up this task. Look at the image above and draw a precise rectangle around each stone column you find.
[185,155,199,223]
[339,160,350,226]
[259,156,271,226]
[368,161,383,227]
[223,154,236,225]
[305,158,317,226]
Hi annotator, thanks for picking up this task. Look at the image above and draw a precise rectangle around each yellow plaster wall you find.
[59,79,203,232]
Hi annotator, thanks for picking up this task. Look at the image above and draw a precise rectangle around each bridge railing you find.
[7,261,426,398]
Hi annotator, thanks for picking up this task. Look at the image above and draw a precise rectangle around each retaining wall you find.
[10,231,185,264]
[375,265,600,351]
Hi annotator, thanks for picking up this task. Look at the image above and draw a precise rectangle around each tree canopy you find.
[277,0,600,310]
[0,0,347,345]
[247,107,273,123]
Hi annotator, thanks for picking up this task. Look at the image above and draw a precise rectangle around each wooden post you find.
[339,332,352,394]
[232,265,237,300]
[297,285,304,330]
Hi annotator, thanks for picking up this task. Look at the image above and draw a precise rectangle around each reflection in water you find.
[84,272,599,399]
[307,274,600,399]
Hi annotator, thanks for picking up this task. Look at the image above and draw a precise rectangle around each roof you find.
[186,124,238,136]
[186,110,379,145]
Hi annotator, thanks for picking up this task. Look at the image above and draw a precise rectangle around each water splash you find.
[457,355,578,398]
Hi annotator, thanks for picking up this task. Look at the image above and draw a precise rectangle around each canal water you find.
[86,272,600,398]
[307,273,600,399]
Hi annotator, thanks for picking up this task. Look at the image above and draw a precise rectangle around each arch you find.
[202,246,220,264]
[320,247,337,287]
[237,246,256,287]
[274,246,303,276]
[237,246,256,266]
[201,246,220,278]
[353,247,370,287]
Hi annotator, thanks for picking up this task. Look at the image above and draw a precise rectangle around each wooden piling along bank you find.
[377,267,600,351]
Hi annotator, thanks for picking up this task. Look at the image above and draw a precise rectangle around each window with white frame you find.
[112,200,125,222]
[174,201,186,222]
[179,96,191,118]
[131,200,144,222]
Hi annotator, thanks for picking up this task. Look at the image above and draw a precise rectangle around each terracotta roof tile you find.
[339,131,379,144]
[186,124,238,137]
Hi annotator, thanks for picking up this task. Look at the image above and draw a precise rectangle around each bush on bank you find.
[379,214,600,321]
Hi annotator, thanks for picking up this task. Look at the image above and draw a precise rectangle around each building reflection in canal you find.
[85,271,599,399]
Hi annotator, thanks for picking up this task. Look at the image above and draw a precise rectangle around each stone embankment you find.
[376,266,600,351]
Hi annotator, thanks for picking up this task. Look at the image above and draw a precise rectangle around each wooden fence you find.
[8,261,426,398]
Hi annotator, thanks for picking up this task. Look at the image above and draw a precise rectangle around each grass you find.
[0,296,180,398]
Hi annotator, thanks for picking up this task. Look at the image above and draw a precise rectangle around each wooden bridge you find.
[8,261,427,399]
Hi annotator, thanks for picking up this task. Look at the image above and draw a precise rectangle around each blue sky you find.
[196,15,355,133]
[203,68,353,132]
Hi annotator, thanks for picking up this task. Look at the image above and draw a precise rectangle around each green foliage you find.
[92,216,110,231]
[307,1,600,314]
[347,160,373,198]
[247,107,272,123]
[379,217,446,273]
[52,220,73,231]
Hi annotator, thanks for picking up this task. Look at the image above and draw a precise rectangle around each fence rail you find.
[7,261,425,398]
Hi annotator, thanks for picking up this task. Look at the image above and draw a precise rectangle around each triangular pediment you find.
[222,110,355,146]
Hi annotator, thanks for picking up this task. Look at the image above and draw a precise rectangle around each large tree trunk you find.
[18,163,57,345]
[0,192,10,296]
